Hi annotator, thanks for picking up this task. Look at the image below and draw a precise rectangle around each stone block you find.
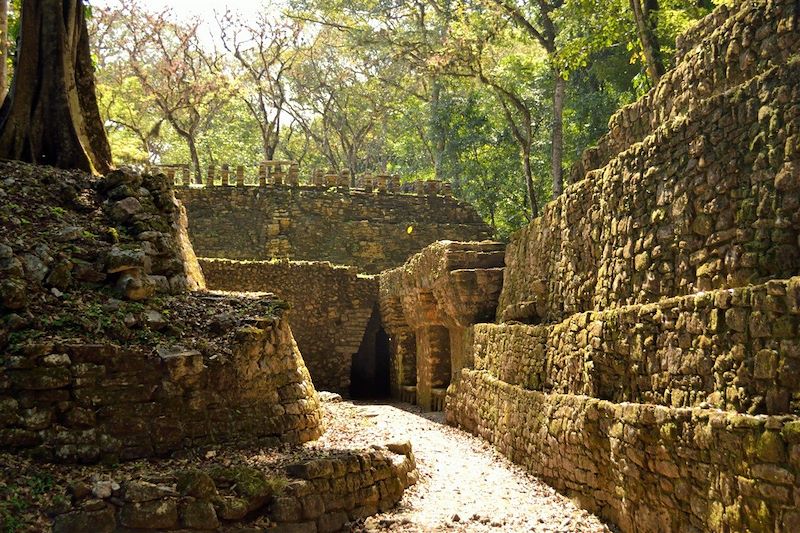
[119,499,179,529]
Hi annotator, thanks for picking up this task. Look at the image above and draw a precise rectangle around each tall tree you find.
[219,10,302,161]
[97,2,230,179]
[630,0,665,84]
[488,0,565,197]
[0,0,112,174]
[0,0,8,100]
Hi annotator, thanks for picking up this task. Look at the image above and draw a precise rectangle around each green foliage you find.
[89,0,720,234]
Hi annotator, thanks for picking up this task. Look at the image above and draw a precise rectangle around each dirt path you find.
[311,400,611,533]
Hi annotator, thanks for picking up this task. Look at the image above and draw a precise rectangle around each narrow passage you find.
[310,400,612,532]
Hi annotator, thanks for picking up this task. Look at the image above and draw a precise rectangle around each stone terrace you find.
[382,1,800,531]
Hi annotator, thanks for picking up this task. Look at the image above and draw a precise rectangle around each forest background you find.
[0,0,725,236]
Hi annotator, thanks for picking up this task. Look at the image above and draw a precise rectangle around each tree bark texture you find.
[0,0,112,174]
[0,0,8,100]
[630,0,665,85]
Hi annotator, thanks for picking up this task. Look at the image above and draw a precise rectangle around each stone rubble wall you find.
[52,443,417,533]
[501,59,800,323]
[199,258,379,394]
[0,317,322,463]
[477,277,800,415]
[569,0,800,184]
[177,186,494,274]
[449,370,800,533]
[445,2,800,531]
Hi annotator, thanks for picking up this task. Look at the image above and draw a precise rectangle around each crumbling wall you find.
[500,58,800,323]
[178,186,494,274]
[0,315,322,463]
[450,371,800,533]
[199,258,379,394]
[52,442,417,532]
[569,0,800,183]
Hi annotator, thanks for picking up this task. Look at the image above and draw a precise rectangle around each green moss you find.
[755,431,785,462]
[208,466,287,500]
[660,422,678,442]
[781,421,800,444]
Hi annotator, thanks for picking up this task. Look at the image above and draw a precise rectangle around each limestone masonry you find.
[178,185,494,274]
[1,315,322,463]
[200,258,380,395]
[52,441,417,533]
[381,0,800,531]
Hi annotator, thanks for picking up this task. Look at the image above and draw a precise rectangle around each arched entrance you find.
[350,306,391,399]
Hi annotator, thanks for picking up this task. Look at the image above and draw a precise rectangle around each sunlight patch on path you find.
[332,402,612,533]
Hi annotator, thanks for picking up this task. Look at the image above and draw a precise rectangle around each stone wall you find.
[178,186,494,274]
[569,0,800,184]
[500,58,800,324]
[476,277,800,415]
[443,2,800,531]
[0,315,322,463]
[199,258,380,395]
[450,371,800,533]
[52,442,417,533]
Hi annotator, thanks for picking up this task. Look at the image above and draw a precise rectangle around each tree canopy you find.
[0,0,721,236]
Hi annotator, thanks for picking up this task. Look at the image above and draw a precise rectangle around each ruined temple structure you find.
[380,0,800,530]
[176,164,495,397]
[176,170,493,274]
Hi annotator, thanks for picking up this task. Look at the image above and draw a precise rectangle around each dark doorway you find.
[350,306,391,399]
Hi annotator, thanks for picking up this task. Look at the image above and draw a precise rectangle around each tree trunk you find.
[0,0,112,174]
[430,80,447,182]
[187,135,201,182]
[522,145,538,219]
[0,0,8,101]
[631,0,665,85]
[551,71,565,197]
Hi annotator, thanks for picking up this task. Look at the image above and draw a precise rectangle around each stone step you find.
[500,57,800,324]
[482,275,800,415]
[448,369,800,533]
[567,0,799,183]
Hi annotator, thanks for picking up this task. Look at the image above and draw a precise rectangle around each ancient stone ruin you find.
[176,172,493,274]
[3,0,800,531]
[378,0,800,530]
[0,161,418,531]
[177,169,495,396]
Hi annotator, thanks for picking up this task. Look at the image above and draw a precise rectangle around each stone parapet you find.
[199,258,380,395]
[178,187,494,274]
[0,314,322,463]
[501,58,800,323]
[449,370,800,533]
[51,443,417,532]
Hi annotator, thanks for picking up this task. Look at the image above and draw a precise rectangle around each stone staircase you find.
[445,1,800,531]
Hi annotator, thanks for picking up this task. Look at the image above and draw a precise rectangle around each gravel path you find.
[312,400,612,533]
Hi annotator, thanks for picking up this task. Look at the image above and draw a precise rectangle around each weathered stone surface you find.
[501,57,800,323]
[178,186,493,274]
[119,499,179,529]
[1,317,323,462]
[180,498,219,530]
[52,507,116,533]
[449,370,800,533]
[379,241,504,409]
[201,259,379,394]
[440,3,800,533]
